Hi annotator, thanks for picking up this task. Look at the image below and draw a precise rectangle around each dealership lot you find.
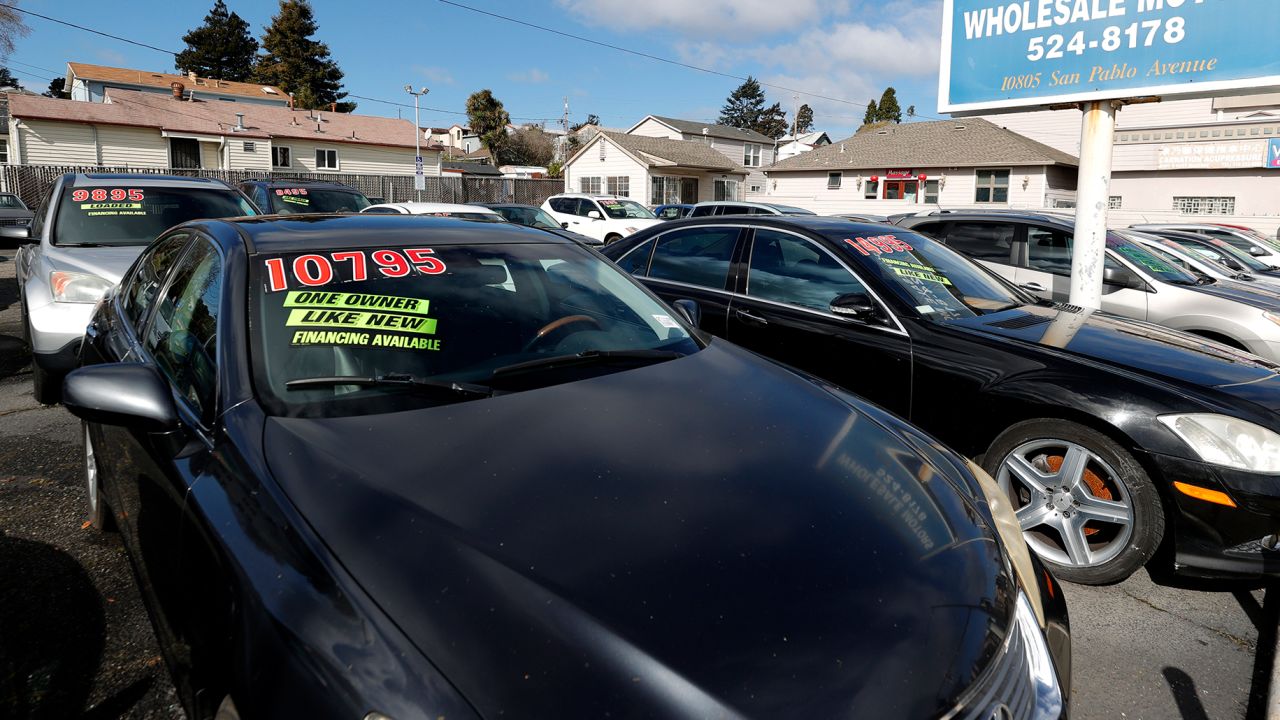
[0,248,1274,718]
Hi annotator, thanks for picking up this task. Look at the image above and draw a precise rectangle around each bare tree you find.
[0,3,30,57]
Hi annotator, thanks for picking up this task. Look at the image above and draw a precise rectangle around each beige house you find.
[562,131,747,204]
[626,115,775,198]
[66,61,289,106]
[764,119,1079,215]
[7,88,443,176]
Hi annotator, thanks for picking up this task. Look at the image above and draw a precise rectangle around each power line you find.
[4,58,62,76]
[0,2,179,56]
[437,0,865,108]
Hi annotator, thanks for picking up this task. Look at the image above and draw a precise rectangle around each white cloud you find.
[557,0,847,38]
[416,65,455,85]
[508,68,550,84]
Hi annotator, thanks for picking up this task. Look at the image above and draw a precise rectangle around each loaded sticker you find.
[72,188,147,216]
[282,289,441,351]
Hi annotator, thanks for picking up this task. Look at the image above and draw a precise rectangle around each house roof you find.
[779,130,830,146]
[442,162,502,176]
[596,131,741,172]
[766,118,1079,172]
[67,62,286,101]
[634,115,773,144]
[10,89,445,152]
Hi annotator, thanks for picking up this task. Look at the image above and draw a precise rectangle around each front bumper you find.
[1146,451,1280,577]
[25,295,95,358]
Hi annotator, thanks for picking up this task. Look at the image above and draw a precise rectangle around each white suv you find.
[541,193,661,244]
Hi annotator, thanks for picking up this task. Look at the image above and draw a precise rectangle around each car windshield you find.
[423,211,504,222]
[598,199,656,220]
[1106,236,1198,284]
[269,187,371,214]
[1198,236,1274,270]
[252,241,699,417]
[53,186,257,247]
[0,195,27,209]
[833,228,1025,320]
[495,206,561,230]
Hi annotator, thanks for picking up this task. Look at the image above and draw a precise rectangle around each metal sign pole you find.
[1068,100,1117,311]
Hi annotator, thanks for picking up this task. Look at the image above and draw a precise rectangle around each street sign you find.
[939,0,1280,115]
[415,155,425,191]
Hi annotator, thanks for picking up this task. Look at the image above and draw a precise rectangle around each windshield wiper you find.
[285,373,492,399]
[491,349,683,379]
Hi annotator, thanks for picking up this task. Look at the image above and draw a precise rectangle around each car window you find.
[746,229,867,312]
[548,197,576,214]
[268,187,370,214]
[945,221,1017,263]
[1141,244,1197,273]
[1107,237,1198,283]
[30,187,53,240]
[599,199,656,220]
[361,206,403,215]
[1025,226,1073,275]
[144,238,222,424]
[614,237,657,276]
[910,222,946,240]
[0,195,27,209]
[122,233,192,331]
[54,186,257,247]
[689,205,718,217]
[648,226,741,289]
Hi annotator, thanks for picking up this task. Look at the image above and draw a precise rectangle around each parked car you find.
[471,202,603,245]
[1130,223,1280,265]
[361,201,505,221]
[1119,229,1280,290]
[897,211,1280,360]
[831,213,891,223]
[689,201,817,217]
[653,203,695,220]
[15,173,257,404]
[237,179,371,215]
[65,213,1069,720]
[0,192,35,241]
[1133,226,1280,279]
[604,215,1280,584]
[541,193,662,244]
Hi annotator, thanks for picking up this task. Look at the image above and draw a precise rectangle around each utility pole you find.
[1068,100,1118,311]
[405,85,429,201]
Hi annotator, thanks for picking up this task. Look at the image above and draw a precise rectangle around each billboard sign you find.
[1156,140,1267,170]
[1269,138,1280,169]
[939,0,1280,114]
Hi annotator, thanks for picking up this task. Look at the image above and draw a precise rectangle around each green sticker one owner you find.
[284,290,441,350]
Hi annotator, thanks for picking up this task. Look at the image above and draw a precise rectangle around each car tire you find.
[982,419,1164,585]
[31,360,58,406]
[83,423,113,532]
[604,233,623,245]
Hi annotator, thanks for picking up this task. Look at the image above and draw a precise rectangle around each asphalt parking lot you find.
[0,248,1273,719]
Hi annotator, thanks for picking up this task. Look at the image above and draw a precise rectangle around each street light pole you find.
[405,85,430,202]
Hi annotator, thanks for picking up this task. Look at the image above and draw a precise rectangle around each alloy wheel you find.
[84,425,100,518]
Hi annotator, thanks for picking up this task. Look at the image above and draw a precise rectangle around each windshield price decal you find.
[71,188,145,203]
[275,188,309,196]
[263,248,446,292]
[281,195,311,206]
[283,290,430,315]
[883,257,954,286]
[843,235,914,256]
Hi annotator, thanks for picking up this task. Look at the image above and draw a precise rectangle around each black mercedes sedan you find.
[65,215,1068,720]
[603,216,1280,585]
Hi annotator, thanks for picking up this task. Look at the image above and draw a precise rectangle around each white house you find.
[626,115,775,198]
[562,131,747,204]
[764,118,1079,214]
[777,131,831,161]
[7,88,444,176]
[66,62,289,106]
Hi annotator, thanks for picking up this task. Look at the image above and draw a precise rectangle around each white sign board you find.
[1156,141,1267,170]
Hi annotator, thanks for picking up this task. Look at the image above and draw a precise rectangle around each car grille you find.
[985,314,1052,330]
[0,218,29,227]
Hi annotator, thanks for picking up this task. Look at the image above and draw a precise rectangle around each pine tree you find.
[466,89,511,165]
[719,76,766,131]
[0,67,21,90]
[175,1,260,82]
[906,105,916,119]
[863,99,878,126]
[253,0,353,111]
[876,87,902,124]
[44,77,69,99]
[757,102,789,140]
[794,104,814,134]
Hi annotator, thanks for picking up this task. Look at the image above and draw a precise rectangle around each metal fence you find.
[0,165,566,209]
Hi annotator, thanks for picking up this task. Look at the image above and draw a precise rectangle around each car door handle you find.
[1019,281,1047,292]
[735,308,768,326]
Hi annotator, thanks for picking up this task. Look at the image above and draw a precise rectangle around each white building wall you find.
[97,126,167,167]
[764,166,1052,215]
[563,136,648,200]
[628,118,681,140]
[229,137,271,172]
[16,119,99,165]
[276,140,432,176]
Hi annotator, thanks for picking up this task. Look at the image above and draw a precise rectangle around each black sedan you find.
[472,202,603,245]
[65,215,1068,719]
[603,216,1280,584]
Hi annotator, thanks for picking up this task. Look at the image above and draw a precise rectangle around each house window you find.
[315,148,338,170]
[974,169,1010,203]
[1108,196,1123,209]
[272,146,291,168]
[169,137,201,169]
[922,179,940,203]
[749,184,762,194]
[1173,196,1236,215]
[0,139,8,164]
[651,176,690,205]
[743,143,762,167]
[243,141,256,153]
[864,180,879,200]
[579,176,602,194]
[713,179,740,201]
[827,172,842,189]
[607,176,629,197]
[599,141,607,160]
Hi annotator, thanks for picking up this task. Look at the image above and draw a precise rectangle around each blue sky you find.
[5,0,944,139]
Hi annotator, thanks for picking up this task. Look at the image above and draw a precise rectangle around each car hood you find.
[946,304,1280,412]
[1177,277,1280,308]
[543,226,602,245]
[42,243,146,284]
[265,341,1012,719]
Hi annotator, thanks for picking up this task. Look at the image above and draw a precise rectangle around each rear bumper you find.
[1146,451,1280,577]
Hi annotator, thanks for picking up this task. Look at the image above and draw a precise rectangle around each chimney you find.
[188,70,197,83]
[170,81,184,99]
[234,112,245,132]
[288,92,295,109]
[330,102,336,113]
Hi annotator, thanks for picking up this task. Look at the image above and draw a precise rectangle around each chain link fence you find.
[0,165,565,209]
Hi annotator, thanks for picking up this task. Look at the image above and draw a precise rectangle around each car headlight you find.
[966,459,1043,623]
[1158,413,1280,472]
[50,271,113,304]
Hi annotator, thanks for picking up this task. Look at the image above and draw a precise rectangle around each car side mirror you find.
[62,363,178,432]
[561,222,570,229]
[1102,266,1144,291]
[830,292,883,323]
[587,210,603,220]
[671,298,701,327]
[1249,246,1269,257]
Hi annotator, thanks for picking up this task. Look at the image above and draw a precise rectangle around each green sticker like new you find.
[285,308,438,334]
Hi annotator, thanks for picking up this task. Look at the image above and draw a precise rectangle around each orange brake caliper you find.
[1045,455,1113,536]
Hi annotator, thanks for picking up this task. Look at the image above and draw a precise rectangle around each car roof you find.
[636,214,896,237]
[363,202,501,214]
[897,209,1074,226]
[547,193,630,200]
[473,202,537,209]
[238,178,359,189]
[204,214,573,254]
[68,173,234,188]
